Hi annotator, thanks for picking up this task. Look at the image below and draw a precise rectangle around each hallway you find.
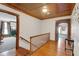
[0,3,75,56]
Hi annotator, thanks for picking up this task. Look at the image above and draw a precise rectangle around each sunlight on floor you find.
[0,37,16,53]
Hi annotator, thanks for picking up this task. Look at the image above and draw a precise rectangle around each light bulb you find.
[42,8,48,13]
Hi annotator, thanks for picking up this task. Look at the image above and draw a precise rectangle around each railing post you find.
[30,37,32,54]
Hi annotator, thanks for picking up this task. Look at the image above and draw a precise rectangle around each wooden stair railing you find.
[20,36,38,48]
[30,33,50,53]
[19,36,39,55]
[19,33,50,55]
[20,36,30,43]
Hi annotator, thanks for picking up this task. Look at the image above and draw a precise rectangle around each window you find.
[2,21,11,35]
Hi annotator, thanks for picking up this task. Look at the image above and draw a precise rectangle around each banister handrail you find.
[30,33,50,38]
[30,33,50,52]
[20,33,50,53]
[20,36,38,48]
[20,36,30,43]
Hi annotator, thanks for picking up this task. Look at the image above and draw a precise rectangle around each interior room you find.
[0,3,79,56]
[0,11,16,55]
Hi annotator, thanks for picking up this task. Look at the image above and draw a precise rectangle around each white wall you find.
[0,4,41,41]
[19,14,41,41]
[41,16,71,40]
[71,3,79,56]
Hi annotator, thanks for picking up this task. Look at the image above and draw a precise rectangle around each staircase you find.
[18,33,50,56]
[16,36,32,56]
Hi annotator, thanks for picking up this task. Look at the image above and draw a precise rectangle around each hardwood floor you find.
[0,39,71,56]
[31,40,71,56]
[16,47,30,56]
[31,41,57,56]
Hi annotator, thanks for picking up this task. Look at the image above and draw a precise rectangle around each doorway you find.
[55,19,71,55]
[55,19,71,41]
[0,9,19,53]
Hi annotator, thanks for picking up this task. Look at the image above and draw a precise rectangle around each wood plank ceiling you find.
[4,3,75,20]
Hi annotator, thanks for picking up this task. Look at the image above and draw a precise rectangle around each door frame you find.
[0,9,19,49]
[55,19,71,41]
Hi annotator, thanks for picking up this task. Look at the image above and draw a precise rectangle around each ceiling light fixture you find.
[42,8,48,13]
[42,6,48,13]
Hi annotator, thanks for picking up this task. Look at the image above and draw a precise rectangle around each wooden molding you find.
[30,33,50,38]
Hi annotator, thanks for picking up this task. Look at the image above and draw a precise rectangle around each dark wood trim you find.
[0,9,19,49]
[55,19,71,41]
[20,36,30,43]
[30,33,50,38]
[20,36,38,48]
[0,9,19,16]
[30,37,31,52]
[16,15,19,49]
